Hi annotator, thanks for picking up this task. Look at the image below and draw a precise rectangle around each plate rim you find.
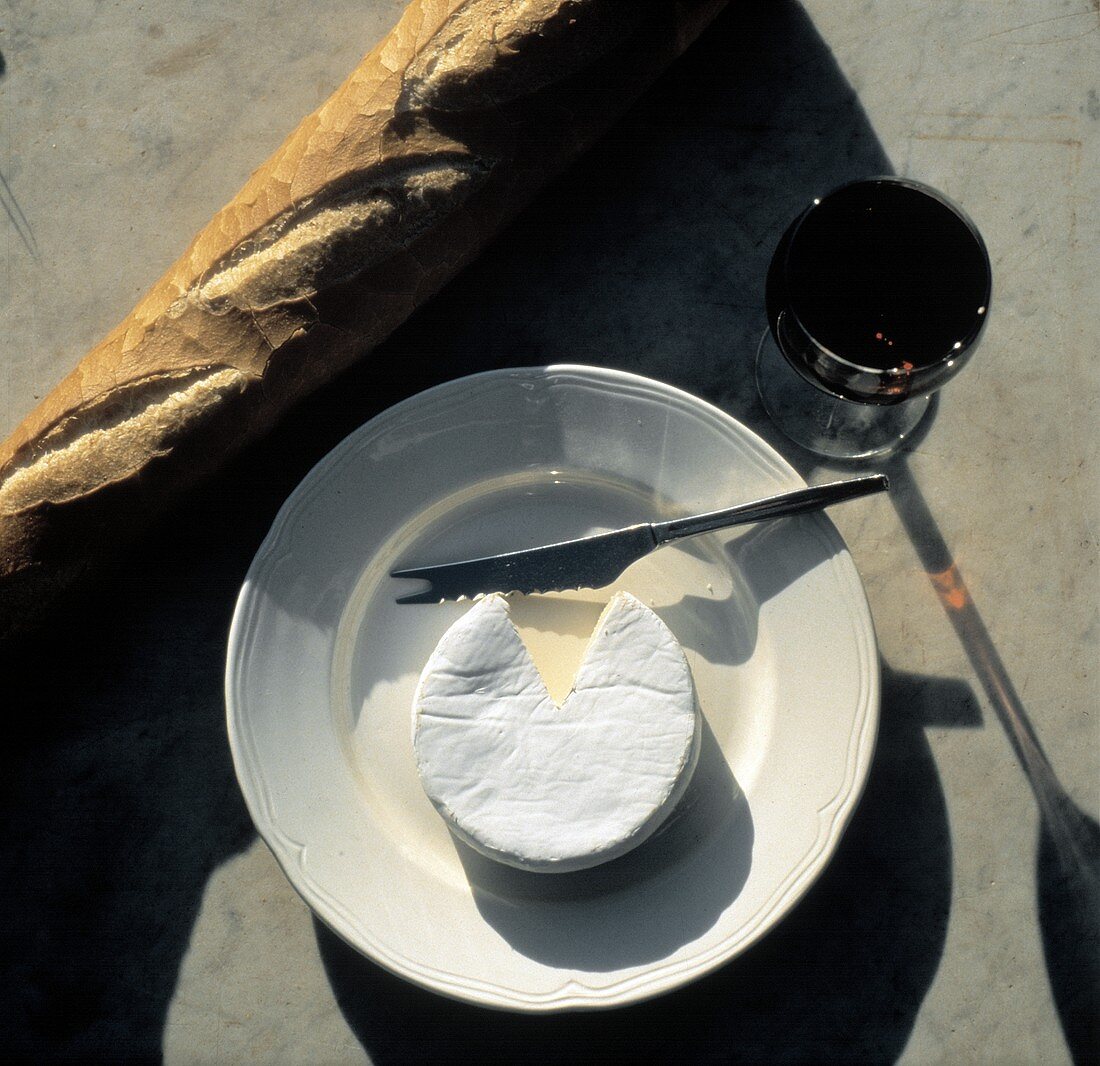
[225,364,880,1012]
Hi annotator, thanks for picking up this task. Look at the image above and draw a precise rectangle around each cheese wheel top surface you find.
[412,591,700,873]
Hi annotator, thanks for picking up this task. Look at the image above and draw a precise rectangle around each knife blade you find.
[390,473,888,604]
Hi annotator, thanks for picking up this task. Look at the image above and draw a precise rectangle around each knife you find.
[391,473,888,604]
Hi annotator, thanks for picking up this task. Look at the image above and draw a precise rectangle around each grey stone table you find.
[2,2,1096,1062]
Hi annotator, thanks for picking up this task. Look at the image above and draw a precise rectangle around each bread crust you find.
[0,0,726,636]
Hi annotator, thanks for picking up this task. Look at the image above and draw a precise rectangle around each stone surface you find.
[1,1,1096,1062]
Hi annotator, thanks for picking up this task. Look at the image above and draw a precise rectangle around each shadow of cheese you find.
[455,717,752,971]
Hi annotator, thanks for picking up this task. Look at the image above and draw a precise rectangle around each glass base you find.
[755,330,930,460]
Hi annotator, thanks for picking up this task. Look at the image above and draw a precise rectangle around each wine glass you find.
[756,177,992,460]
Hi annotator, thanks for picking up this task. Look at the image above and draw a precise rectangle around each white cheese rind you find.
[412,591,700,873]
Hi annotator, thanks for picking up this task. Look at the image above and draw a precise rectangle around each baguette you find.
[0,0,727,638]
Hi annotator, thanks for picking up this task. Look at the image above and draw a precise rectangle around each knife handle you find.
[651,474,889,544]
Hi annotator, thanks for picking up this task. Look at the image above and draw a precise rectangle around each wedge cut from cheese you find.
[412,591,700,873]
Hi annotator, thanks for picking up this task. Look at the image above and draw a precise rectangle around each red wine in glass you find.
[757,177,992,458]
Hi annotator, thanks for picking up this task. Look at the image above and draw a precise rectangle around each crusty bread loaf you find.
[0,0,726,637]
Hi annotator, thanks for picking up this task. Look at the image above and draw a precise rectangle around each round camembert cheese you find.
[412,591,700,873]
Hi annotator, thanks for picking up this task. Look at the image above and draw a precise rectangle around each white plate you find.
[226,366,879,1011]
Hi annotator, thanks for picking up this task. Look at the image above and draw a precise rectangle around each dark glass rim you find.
[767,176,993,405]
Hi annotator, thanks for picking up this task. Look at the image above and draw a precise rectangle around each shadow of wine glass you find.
[1037,794,1100,1064]
[878,455,1100,1064]
[777,412,1097,1063]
